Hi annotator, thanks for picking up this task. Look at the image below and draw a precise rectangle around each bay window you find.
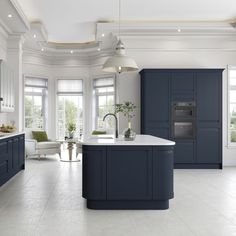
[228,67,236,145]
[57,79,83,139]
[24,77,48,130]
[93,77,116,130]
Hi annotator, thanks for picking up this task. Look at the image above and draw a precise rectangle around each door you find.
[196,71,221,122]
[174,141,194,163]
[153,147,174,200]
[0,141,9,184]
[197,128,221,163]
[107,146,152,200]
[82,146,106,200]
[141,71,170,123]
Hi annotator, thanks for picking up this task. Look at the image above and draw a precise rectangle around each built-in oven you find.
[172,121,195,139]
[171,101,196,139]
[172,102,195,119]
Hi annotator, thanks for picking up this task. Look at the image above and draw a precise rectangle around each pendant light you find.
[102,0,138,73]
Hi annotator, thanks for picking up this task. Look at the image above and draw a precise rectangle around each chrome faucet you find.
[103,113,119,138]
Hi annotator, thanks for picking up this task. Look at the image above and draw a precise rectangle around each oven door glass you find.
[174,107,193,119]
[173,122,194,139]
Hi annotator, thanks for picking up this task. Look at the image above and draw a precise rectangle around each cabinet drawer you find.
[0,161,8,181]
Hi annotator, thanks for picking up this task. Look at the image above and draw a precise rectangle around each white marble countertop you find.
[79,134,175,146]
[0,131,25,140]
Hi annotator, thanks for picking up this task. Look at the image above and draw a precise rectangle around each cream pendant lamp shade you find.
[103,40,138,73]
[102,0,139,73]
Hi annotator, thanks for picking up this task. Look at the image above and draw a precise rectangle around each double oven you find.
[171,102,196,139]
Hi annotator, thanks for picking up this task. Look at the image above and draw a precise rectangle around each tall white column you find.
[6,35,24,131]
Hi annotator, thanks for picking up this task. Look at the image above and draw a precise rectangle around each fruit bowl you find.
[0,125,16,133]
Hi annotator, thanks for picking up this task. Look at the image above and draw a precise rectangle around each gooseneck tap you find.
[103,113,119,138]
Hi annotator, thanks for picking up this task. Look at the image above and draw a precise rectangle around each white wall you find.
[22,34,236,166]
[0,25,8,125]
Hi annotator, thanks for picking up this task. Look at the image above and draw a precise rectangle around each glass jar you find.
[123,121,136,141]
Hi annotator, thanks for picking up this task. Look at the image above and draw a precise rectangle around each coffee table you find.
[58,139,80,162]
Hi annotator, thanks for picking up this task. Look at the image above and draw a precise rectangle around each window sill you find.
[226,144,236,149]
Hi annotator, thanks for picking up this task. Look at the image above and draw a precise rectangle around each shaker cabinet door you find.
[196,71,221,122]
[107,147,152,200]
[82,146,106,200]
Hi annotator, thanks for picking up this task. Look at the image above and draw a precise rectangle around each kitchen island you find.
[79,134,175,210]
[0,132,25,187]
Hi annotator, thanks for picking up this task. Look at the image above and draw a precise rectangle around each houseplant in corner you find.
[115,101,137,141]
[67,122,76,139]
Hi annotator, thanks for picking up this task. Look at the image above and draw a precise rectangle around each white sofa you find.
[25,129,61,159]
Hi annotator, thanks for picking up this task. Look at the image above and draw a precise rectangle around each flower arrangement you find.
[115,101,137,140]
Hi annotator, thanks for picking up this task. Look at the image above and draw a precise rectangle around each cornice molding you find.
[96,21,236,38]
[9,0,30,31]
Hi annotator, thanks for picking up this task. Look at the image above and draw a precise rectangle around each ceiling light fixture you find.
[97,48,101,51]
[177,29,181,32]
[102,33,105,37]
[8,14,12,18]
[33,34,36,38]
[41,48,44,52]
[70,50,74,54]
[102,0,138,73]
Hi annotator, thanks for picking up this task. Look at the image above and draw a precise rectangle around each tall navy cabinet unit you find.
[140,69,223,169]
[0,134,25,186]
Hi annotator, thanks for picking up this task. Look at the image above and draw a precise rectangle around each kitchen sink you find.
[90,136,114,139]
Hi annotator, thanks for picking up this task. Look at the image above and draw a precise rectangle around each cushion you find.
[37,141,61,149]
[92,130,107,135]
[32,131,48,142]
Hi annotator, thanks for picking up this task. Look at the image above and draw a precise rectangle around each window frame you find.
[93,76,116,130]
[227,65,236,147]
[56,78,84,139]
[24,75,48,131]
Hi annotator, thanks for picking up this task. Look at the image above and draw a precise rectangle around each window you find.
[228,67,236,145]
[57,79,83,139]
[93,77,115,130]
[24,77,48,130]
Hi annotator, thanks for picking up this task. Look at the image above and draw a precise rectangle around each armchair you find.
[25,129,61,159]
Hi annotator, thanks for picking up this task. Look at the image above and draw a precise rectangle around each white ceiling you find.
[16,0,236,43]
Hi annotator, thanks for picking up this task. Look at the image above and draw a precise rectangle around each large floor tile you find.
[0,155,236,236]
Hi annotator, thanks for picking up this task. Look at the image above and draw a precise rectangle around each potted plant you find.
[67,122,76,139]
[115,101,137,141]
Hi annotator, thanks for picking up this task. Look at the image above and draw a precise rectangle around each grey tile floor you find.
[1,154,236,236]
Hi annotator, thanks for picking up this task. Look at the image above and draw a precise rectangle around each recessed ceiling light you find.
[177,29,181,32]
[70,50,74,54]
[33,34,37,38]
[8,14,12,18]
[41,48,44,52]
[97,48,101,51]
[101,33,105,37]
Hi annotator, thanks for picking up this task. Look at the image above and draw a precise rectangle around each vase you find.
[123,121,136,141]
[68,132,74,139]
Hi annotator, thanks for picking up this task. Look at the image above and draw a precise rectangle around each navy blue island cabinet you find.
[140,69,223,169]
[0,133,25,187]
[82,144,174,210]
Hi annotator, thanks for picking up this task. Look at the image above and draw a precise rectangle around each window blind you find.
[25,77,48,88]
[94,78,114,88]
[57,79,83,94]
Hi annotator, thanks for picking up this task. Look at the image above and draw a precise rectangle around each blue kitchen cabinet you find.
[82,145,174,209]
[82,146,106,200]
[140,69,223,169]
[0,134,25,187]
[107,146,152,200]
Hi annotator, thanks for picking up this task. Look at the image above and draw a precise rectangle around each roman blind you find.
[57,79,83,95]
